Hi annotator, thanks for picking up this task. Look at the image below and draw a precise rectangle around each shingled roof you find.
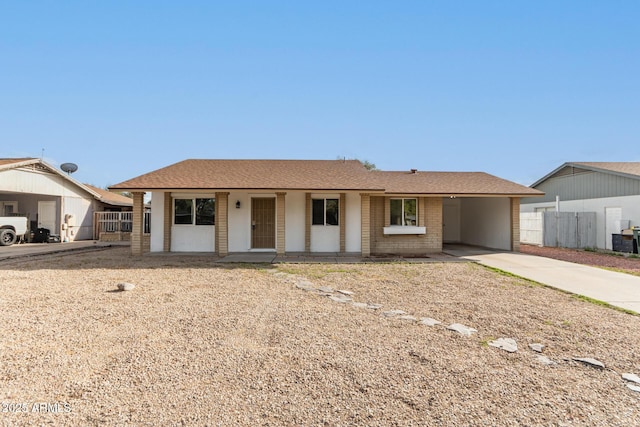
[530,162,640,188]
[84,184,134,207]
[371,171,543,196]
[110,159,385,192]
[110,159,542,197]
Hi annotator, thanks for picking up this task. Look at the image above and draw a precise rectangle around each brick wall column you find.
[131,192,145,256]
[163,193,172,252]
[215,192,229,256]
[305,193,311,252]
[339,193,346,252]
[360,193,371,257]
[276,192,286,255]
[511,197,521,252]
[384,197,391,227]
[419,197,426,238]
[426,197,443,251]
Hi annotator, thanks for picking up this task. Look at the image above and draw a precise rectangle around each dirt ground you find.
[1,247,639,426]
[521,244,640,275]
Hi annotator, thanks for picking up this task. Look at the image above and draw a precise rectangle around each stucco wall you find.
[171,225,215,252]
[0,168,89,198]
[150,192,165,252]
[309,193,341,252]
[285,192,305,252]
[62,195,93,240]
[345,192,362,253]
[161,191,217,252]
[460,197,511,250]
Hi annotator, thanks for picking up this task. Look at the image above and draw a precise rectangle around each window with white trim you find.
[390,198,417,226]
[312,198,339,226]
[174,198,215,225]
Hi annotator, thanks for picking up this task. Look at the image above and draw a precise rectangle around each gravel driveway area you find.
[521,244,640,275]
[1,247,639,426]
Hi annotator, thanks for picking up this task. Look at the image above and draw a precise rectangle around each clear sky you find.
[1,1,638,189]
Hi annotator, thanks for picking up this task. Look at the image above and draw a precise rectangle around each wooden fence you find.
[520,211,596,249]
[94,211,150,241]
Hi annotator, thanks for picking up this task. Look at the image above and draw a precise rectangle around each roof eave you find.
[570,162,640,181]
[384,192,545,197]
[531,162,640,188]
[1,158,103,199]
[108,187,386,193]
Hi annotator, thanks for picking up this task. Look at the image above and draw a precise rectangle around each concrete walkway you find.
[445,246,640,314]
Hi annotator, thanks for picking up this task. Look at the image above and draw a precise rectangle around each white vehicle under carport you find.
[0,217,28,246]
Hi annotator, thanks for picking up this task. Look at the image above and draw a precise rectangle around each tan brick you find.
[360,193,371,257]
[276,192,286,255]
[215,192,229,256]
[131,192,145,256]
[511,197,520,252]
[369,196,442,255]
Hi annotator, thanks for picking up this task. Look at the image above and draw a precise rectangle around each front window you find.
[174,198,215,225]
[312,198,339,226]
[195,198,215,225]
[174,199,193,225]
[390,198,417,226]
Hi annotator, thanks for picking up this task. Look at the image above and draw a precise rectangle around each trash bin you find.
[632,227,640,254]
[33,228,50,243]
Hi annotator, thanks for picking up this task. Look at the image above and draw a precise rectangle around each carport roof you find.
[0,158,40,169]
[371,170,544,196]
[0,158,123,202]
[84,184,134,207]
[110,159,543,197]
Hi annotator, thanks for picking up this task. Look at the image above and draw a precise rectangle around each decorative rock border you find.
[276,269,640,394]
[488,338,518,353]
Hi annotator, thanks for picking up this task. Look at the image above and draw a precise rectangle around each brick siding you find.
[276,192,286,255]
[215,192,229,256]
[511,197,520,251]
[131,192,145,256]
[370,196,442,255]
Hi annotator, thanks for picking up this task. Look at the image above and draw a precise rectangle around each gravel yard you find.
[2,247,640,426]
[521,244,640,275]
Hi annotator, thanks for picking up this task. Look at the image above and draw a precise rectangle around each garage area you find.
[443,197,515,251]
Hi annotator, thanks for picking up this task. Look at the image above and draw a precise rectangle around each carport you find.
[443,196,516,251]
[0,158,132,242]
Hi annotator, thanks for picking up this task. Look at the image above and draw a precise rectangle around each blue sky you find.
[1,1,638,188]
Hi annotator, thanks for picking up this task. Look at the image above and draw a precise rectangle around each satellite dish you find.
[60,163,78,174]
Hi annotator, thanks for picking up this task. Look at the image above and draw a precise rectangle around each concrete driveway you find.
[444,245,640,314]
[0,241,127,261]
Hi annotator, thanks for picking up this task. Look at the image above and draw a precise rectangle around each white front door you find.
[605,207,622,250]
[38,201,57,232]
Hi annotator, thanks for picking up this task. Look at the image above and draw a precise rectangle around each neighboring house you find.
[0,158,133,241]
[521,162,640,250]
[110,159,542,257]
[84,184,134,212]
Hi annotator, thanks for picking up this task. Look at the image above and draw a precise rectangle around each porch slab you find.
[275,252,364,264]
[215,253,277,263]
